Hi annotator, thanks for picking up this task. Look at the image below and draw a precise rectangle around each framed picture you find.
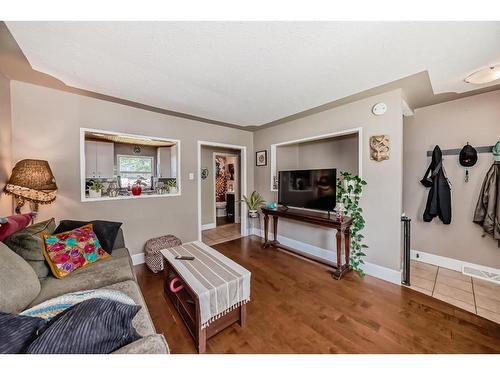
[256,150,267,166]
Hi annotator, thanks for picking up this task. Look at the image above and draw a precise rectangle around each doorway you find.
[197,141,247,246]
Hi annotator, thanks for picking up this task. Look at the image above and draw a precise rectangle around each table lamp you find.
[3,159,57,215]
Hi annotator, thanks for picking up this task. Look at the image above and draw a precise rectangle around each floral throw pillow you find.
[42,224,109,279]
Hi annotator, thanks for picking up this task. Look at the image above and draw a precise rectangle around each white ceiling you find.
[6,22,500,126]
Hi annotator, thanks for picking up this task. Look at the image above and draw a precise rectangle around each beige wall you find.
[0,73,12,215]
[201,146,241,225]
[403,90,500,268]
[276,134,358,175]
[10,81,253,255]
[254,90,404,271]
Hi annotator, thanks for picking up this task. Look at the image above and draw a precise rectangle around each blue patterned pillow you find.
[0,312,47,353]
[27,298,141,354]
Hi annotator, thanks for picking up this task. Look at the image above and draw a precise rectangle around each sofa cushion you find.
[113,334,169,354]
[27,298,141,354]
[101,280,157,337]
[0,214,33,241]
[54,220,123,254]
[4,218,56,279]
[0,312,47,353]
[29,247,135,307]
[42,224,110,279]
[0,241,41,313]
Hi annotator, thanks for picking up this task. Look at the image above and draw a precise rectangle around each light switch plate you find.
[188,173,194,180]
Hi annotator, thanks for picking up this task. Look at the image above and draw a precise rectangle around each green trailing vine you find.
[336,171,368,276]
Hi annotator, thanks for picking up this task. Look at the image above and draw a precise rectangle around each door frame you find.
[197,141,248,241]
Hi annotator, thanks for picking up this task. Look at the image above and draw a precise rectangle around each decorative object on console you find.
[54,220,123,254]
[369,135,390,162]
[4,218,56,279]
[88,180,103,198]
[265,201,277,209]
[256,150,267,166]
[3,159,57,215]
[42,224,110,279]
[334,202,346,221]
[336,171,368,276]
[241,191,266,218]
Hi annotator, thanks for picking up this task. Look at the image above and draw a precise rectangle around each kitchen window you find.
[117,155,154,188]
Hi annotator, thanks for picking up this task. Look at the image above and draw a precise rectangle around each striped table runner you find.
[160,241,251,328]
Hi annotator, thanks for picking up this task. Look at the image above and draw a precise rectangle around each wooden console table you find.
[261,207,352,280]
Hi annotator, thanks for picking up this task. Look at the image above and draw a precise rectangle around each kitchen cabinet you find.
[85,141,114,178]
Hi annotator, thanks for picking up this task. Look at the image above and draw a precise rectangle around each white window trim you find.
[80,127,181,202]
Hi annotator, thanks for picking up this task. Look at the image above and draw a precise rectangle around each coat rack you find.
[426,145,494,157]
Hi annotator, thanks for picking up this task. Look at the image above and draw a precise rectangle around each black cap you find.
[459,144,478,167]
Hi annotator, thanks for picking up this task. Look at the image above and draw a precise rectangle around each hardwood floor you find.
[135,236,500,354]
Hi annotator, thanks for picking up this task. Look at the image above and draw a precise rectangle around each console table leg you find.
[263,214,269,247]
[333,230,343,280]
[345,229,351,271]
[272,216,279,242]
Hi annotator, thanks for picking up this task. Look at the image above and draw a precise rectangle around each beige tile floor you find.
[202,223,242,246]
[409,260,500,324]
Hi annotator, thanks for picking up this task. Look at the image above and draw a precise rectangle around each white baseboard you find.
[251,228,401,285]
[201,223,216,230]
[411,249,500,275]
[131,252,145,266]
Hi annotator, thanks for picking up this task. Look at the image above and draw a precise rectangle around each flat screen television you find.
[278,169,337,212]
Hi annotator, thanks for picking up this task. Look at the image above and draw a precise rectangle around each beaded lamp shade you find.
[4,159,58,205]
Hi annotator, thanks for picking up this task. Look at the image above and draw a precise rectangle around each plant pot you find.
[131,185,142,196]
[168,187,178,194]
[89,189,101,198]
[248,210,258,218]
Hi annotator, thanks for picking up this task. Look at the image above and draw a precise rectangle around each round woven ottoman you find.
[144,234,182,273]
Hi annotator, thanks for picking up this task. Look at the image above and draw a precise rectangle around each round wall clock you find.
[372,102,387,116]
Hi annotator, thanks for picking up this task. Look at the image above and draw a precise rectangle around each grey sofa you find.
[0,229,169,354]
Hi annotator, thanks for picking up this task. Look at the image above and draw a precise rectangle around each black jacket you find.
[420,145,452,224]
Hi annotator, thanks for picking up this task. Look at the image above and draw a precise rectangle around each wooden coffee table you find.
[160,242,249,353]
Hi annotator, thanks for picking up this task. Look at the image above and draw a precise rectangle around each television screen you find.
[278,169,337,212]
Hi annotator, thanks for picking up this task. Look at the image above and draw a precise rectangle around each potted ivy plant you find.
[88,180,103,198]
[336,171,368,276]
[241,191,266,218]
[131,177,147,196]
